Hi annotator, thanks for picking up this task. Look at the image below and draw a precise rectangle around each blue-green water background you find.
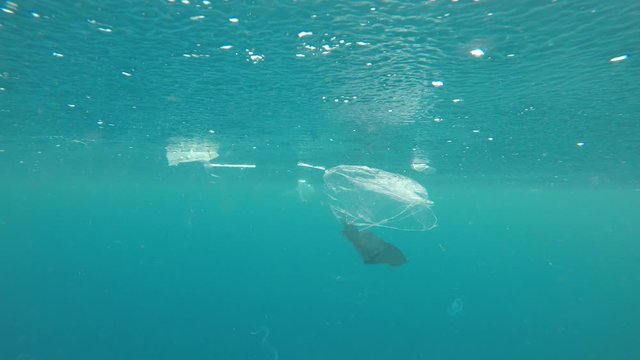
[1,0,640,359]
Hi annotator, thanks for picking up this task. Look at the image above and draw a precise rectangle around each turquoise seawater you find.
[1,0,639,359]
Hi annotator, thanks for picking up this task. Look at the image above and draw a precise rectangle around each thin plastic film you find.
[166,138,219,166]
[324,165,437,231]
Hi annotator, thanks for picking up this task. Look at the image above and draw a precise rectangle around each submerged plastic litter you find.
[323,165,437,231]
[166,138,219,166]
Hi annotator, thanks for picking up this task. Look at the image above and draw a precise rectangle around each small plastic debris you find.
[470,48,485,57]
[166,138,219,166]
[610,55,628,62]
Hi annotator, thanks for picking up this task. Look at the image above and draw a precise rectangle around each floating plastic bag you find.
[323,165,437,231]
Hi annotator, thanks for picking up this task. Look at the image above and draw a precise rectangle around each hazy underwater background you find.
[1,0,639,359]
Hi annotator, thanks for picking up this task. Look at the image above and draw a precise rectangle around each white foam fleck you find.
[229,17,239,23]
[183,53,209,58]
[298,31,313,38]
[220,45,233,50]
[52,52,64,58]
[431,80,444,87]
[122,71,132,77]
[190,15,205,21]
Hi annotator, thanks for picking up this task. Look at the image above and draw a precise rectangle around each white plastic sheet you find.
[166,138,219,166]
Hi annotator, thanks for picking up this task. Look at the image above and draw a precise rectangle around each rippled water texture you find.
[0,0,638,183]
[1,1,639,360]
